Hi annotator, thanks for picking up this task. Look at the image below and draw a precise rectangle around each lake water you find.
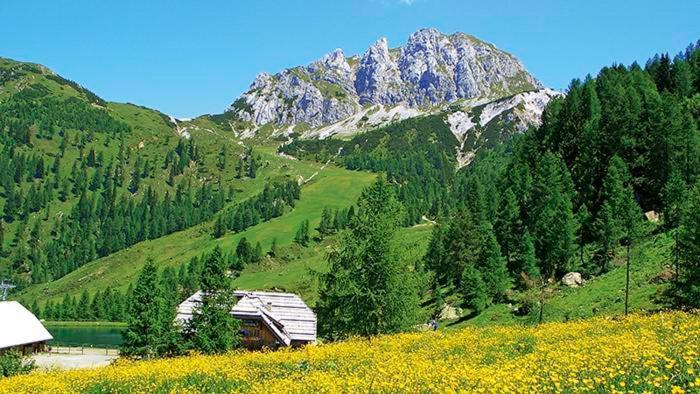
[46,325,125,348]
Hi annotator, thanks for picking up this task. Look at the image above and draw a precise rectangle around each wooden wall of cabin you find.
[239,319,280,349]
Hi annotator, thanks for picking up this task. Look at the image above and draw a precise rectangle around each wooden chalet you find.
[176,290,317,349]
[0,301,53,355]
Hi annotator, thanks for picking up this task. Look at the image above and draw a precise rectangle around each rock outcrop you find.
[227,28,542,131]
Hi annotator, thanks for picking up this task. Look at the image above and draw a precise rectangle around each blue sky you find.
[1,1,698,118]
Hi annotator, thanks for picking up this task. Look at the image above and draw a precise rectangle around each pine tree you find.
[128,157,143,194]
[252,242,263,263]
[574,205,591,272]
[294,220,310,247]
[461,265,488,314]
[495,188,521,272]
[530,152,576,279]
[121,258,173,359]
[317,207,333,236]
[269,237,278,257]
[424,223,448,283]
[187,246,240,354]
[478,226,511,301]
[620,186,642,316]
[674,182,700,307]
[663,171,688,280]
[592,203,620,273]
[513,230,539,286]
[593,157,631,273]
[235,237,252,265]
[212,215,226,238]
[443,209,481,286]
[217,146,227,170]
[78,290,93,321]
[317,177,421,339]
[662,171,687,229]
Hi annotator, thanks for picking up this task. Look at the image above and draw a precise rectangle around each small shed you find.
[177,290,317,348]
[0,301,53,354]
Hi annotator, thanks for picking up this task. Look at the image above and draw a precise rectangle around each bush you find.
[0,350,35,377]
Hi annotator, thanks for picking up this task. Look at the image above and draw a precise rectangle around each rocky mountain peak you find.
[227,28,543,132]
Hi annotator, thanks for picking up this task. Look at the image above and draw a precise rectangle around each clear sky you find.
[1,1,698,118]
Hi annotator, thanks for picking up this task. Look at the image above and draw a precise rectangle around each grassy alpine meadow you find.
[1,312,697,393]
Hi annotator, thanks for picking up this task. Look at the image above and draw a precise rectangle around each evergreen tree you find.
[461,265,488,314]
[317,207,334,236]
[620,187,642,316]
[495,188,521,272]
[574,205,591,272]
[212,215,226,238]
[252,242,263,263]
[662,171,687,229]
[673,183,700,307]
[187,246,240,353]
[294,220,310,247]
[317,177,421,339]
[513,230,539,285]
[478,227,511,301]
[235,237,252,265]
[121,258,174,358]
[530,152,576,278]
[443,209,481,286]
[269,237,278,257]
[78,290,93,321]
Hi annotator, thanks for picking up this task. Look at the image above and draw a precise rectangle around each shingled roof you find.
[0,301,53,350]
[176,290,317,346]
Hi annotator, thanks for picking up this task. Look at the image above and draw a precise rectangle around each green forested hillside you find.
[3,40,700,329]
[0,58,318,301]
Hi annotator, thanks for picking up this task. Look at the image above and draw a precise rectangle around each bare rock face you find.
[228,28,542,131]
[355,38,404,105]
[448,88,562,168]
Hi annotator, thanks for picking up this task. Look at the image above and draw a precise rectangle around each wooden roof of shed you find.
[176,290,317,345]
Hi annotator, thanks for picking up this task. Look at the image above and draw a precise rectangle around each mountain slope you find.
[224,28,542,135]
[0,57,282,290]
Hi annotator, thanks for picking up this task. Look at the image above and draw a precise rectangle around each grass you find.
[42,321,127,328]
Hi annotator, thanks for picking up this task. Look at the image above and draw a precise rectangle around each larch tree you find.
[121,258,174,359]
[187,246,240,354]
[461,265,488,314]
[530,152,576,279]
[674,182,700,307]
[317,177,422,339]
[478,226,511,301]
[619,186,642,316]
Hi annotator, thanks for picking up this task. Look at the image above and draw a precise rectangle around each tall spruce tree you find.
[317,177,421,339]
[294,220,310,247]
[121,258,174,358]
[478,226,511,301]
[530,152,576,278]
[461,265,488,314]
[187,246,239,353]
[620,186,642,316]
[674,183,700,307]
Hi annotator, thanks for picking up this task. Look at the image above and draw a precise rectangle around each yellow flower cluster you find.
[1,312,698,393]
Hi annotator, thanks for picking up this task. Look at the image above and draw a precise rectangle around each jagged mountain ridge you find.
[227,28,542,132]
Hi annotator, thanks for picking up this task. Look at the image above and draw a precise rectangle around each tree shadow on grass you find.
[445,309,478,327]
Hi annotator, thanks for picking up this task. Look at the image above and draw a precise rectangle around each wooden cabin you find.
[0,301,53,355]
[177,290,317,349]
